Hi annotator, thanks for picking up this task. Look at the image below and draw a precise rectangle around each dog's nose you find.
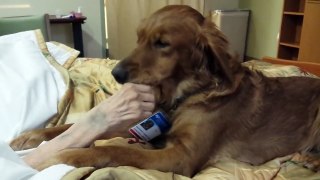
[111,65,129,84]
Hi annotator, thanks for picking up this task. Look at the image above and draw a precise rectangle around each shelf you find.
[278,0,320,62]
[278,0,309,61]
[283,12,304,16]
[279,15,303,44]
[278,46,299,60]
[284,0,306,12]
[279,42,300,48]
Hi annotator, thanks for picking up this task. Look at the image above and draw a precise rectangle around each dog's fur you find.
[10,5,320,177]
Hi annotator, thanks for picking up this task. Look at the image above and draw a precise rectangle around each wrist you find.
[83,106,112,138]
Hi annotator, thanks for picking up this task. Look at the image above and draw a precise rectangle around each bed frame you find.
[262,56,320,77]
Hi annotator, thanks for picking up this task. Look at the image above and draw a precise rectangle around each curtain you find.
[106,0,204,59]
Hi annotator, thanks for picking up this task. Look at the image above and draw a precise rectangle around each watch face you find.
[140,119,155,130]
[129,111,171,141]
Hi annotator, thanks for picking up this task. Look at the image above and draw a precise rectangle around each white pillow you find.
[0,38,65,143]
[0,30,43,50]
[46,41,79,67]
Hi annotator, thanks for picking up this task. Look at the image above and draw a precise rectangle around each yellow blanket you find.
[61,138,319,180]
[46,58,319,180]
[62,154,318,180]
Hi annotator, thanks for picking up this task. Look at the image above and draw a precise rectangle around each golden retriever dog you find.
[10,5,320,177]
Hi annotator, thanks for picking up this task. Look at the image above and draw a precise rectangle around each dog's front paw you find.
[36,148,102,170]
[10,131,46,151]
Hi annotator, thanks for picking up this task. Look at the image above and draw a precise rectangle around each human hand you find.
[86,83,155,136]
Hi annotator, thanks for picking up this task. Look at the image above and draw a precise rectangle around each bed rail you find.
[262,56,320,77]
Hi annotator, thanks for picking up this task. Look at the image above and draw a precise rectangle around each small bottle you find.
[129,111,171,142]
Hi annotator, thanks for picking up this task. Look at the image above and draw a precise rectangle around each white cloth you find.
[0,31,73,179]
[46,42,78,66]
[0,141,75,180]
[0,38,66,143]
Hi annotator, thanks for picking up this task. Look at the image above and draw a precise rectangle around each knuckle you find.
[132,101,141,109]
[125,83,135,89]
[150,103,156,110]
[130,91,139,99]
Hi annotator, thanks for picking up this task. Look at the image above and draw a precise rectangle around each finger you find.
[141,101,155,112]
[125,83,153,93]
[139,92,155,102]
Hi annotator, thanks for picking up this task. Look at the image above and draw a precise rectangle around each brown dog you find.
[10,5,320,177]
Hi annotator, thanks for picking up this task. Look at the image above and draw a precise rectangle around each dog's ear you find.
[197,18,240,84]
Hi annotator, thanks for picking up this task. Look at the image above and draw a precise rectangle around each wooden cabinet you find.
[278,0,320,63]
[299,0,320,63]
[278,0,305,60]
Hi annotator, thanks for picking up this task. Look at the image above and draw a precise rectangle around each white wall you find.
[0,0,105,58]
[0,0,241,58]
[239,0,283,59]
[204,0,239,14]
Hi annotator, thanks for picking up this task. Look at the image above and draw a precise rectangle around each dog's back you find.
[210,71,320,165]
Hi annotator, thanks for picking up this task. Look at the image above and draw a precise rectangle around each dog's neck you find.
[157,76,217,113]
[170,82,213,111]
[156,68,245,114]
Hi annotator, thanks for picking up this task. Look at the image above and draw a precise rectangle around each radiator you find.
[211,10,250,61]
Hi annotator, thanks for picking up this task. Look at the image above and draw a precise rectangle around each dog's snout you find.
[111,65,129,84]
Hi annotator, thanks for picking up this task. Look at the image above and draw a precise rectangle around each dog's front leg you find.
[37,111,221,177]
[10,124,72,150]
[37,131,217,177]
[36,140,203,177]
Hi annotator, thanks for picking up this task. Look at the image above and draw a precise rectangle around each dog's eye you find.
[154,39,170,49]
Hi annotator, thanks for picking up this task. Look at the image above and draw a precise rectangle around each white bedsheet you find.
[0,37,66,143]
[0,141,75,180]
[0,32,71,179]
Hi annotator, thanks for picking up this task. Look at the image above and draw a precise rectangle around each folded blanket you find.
[46,58,121,127]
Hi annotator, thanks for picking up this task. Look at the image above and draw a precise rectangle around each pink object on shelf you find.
[73,12,83,18]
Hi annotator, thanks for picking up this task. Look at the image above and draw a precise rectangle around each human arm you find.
[23,83,155,168]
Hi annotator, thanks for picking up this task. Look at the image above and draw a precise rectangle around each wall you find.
[0,1,284,59]
[204,0,239,14]
[239,0,283,59]
[0,0,105,58]
[106,0,205,59]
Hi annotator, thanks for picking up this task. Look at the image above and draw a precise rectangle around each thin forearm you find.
[23,113,105,168]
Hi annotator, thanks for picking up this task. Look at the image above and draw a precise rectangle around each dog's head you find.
[112,5,243,108]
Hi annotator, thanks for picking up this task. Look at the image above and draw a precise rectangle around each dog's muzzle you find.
[111,64,129,84]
